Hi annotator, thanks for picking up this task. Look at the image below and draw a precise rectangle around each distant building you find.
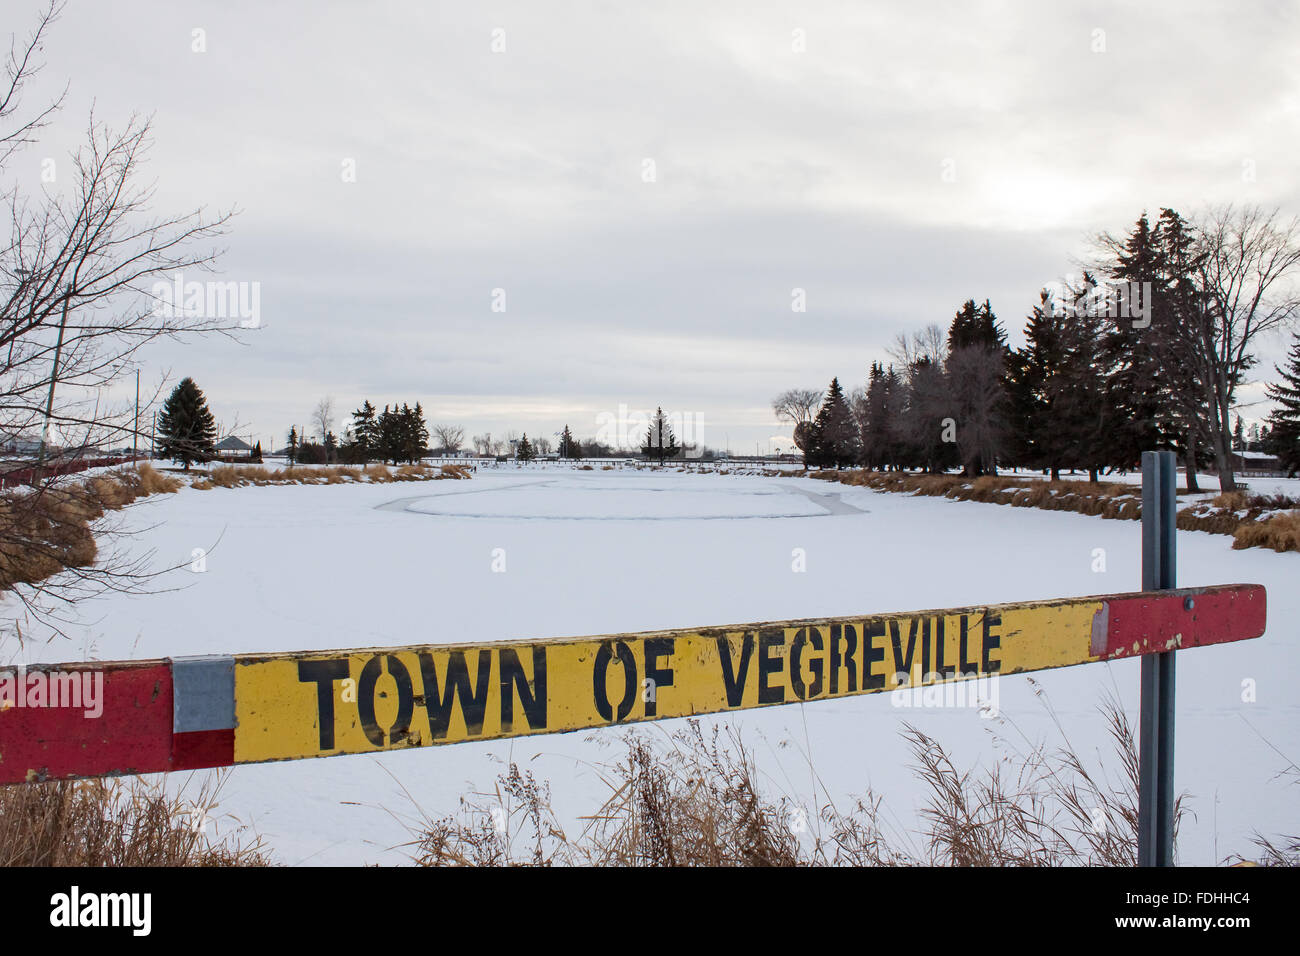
[0,433,43,456]
[213,435,256,460]
[1231,450,1282,475]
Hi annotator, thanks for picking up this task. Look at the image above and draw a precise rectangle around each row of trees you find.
[293,400,431,465]
[779,205,1300,486]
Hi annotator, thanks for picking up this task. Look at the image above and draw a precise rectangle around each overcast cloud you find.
[12,0,1299,450]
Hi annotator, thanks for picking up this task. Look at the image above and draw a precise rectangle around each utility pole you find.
[36,284,72,465]
[133,369,140,458]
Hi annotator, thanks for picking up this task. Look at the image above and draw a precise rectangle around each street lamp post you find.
[37,283,72,466]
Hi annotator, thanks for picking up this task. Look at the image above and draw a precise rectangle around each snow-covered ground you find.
[6,464,1297,865]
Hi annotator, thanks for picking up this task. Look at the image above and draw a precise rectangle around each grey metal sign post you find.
[1138,449,1177,866]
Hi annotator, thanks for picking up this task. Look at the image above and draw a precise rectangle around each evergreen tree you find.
[252,440,263,463]
[946,301,1009,476]
[1006,291,1069,475]
[1232,416,1245,451]
[1152,207,1213,489]
[1006,289,1108,479]
[1052,300,1110,482]
[808,378,858,468]
[1265,331,1300,476]
[559,425,582,459]
[407,402,429,463]
[517,433,535,461]
[858,362,889,469]
[287,425,298,465]
[349,400,378,461]
[642,407,679,465]
[1098,215,1178,470]
[156,377,217,470]
[377,405,400,464]
[947,299,1007,352]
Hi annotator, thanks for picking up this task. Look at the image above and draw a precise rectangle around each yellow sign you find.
[232,585,1270,765]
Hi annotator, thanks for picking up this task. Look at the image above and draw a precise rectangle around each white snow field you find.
[7,464,1298,866]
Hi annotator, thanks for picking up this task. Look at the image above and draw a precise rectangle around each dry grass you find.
[405,724,801,867]
[0,771,271,867]
[1232,511,1300,552]
[189,461,473,489]
[0,464,181,592]
[813,469,1299,553]
[402,690,1249,867]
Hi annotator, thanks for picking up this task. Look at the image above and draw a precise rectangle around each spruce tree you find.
[377,405,399,464]
[287,426,298,465]
[1152,207,1212,490]
[945,300,1009,476]
[859,362,888,469]
[947,299,1007,352]
[1099,215,1176,470]
[517,434,535,461]
[1266,331,1300,476]
[642,407,679,465]
[156,377,217,470]
[559,425,582,459]
[1006,291,1069,475]
[808,378,858,469]
[410,402,429,462]
[350,400,378,461]
[1053,300,1110,482]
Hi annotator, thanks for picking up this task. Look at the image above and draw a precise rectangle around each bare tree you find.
[432,423,464,454]
[772,388,820,427]
[532,435,552,456]
[888,324,946,369]
[1190,205,1300,490]
[471,433,492,456]
[771,388,820,461]
[312,396,335,444]
[1,3,235,633]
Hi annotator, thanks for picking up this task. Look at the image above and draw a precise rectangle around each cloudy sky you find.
[13,0,1300,452]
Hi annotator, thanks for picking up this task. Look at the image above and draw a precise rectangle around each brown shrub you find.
[137,462,181,495]
[208,466,244,488]
[0,771,271,866]
[1213,491,1250,511]
[809,469,1294,552]
[1,465,189,593]
[1232,511,1300,553]
[395,463,432,480]
[188,462,469,488]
